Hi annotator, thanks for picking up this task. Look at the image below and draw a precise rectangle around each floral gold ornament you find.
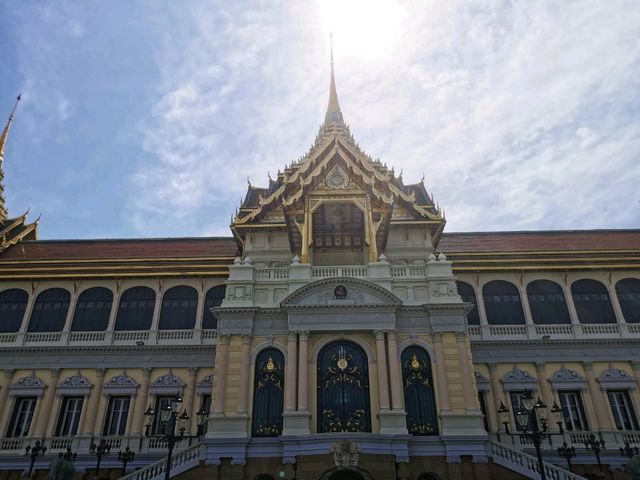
[410,354,421,371]
[265,355,275,372]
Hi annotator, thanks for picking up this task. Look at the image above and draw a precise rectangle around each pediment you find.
[281,277,402,309]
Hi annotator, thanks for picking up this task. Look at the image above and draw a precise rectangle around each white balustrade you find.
[120,443,201,480]
[390,265,426,277]
[68,331,106,343]
[255,268,289,280]
[24,332,62,343]
[312,266,368,278]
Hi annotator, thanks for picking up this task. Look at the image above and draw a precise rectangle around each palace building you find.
[0,59,638,480]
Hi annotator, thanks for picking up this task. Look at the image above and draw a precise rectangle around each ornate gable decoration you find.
[597,368,635,390]
[197,374,213,395]
[475,372,490,392]
[318,164,358,191]
[57,375,92,396]
[11,374,46,397]
[549,367,586,391]
[150,374,185,395]
[501,367,538,392]
[103,374,139,396]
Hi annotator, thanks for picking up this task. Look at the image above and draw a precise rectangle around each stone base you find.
[440,411,487,437]
[206,413,249,438]
[282,410,311,435]
[378,409,408,434]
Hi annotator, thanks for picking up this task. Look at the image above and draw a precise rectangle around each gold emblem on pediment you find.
[410,354,421,371]
[321,165,357,190]
[265,355,276,372]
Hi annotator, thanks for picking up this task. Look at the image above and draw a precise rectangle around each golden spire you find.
[324,34,344,125]
[0,94,21,221]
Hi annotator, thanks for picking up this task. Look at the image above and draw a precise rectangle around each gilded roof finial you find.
[0,94,21,221]
[324,33,344,126]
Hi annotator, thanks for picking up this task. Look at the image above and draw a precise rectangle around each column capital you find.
[455,331,466,342]
[3,369,15,379]
[241,334,251,345]
[432,332,442,342]
[219,334,231,345]
[374,330,386,341]
[631,361,640,371]
[488,363,498,372]
[535,362,546,371]
[582,361,593,371]
[298,331,309,341]
[188,367,199,376]
[51,368,62,379]
[287,332,298,342]
[386,330,398,340]
[95,368,107,378]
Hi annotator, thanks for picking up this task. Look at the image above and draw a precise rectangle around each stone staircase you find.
[489,440,587,480]
[118,443,202,480]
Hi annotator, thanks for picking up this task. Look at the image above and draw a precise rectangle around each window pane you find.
[483,281,525,325]
[6,397,37,437]
[71,288,113,332]
[203,286,226,329]
[559,391,589,431]
[56,397,84,436]
[158,286,197,330]
[0,289,29,333]
[103,396,130,436]
[608,390,640,430]
[115,287,155,331]
[28,289,70,332]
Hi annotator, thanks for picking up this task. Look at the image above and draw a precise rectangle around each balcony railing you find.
[468,323,640,341]
[0,329,217,348]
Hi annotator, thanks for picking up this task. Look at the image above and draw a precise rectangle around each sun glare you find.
[319,0,402,61]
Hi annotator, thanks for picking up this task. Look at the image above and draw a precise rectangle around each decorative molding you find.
[57,375,93,396]
[549,367,587,391]
[197,374,214,395]
[474,372,490,392]
[500,367,538,392]
[10,374,46,397]
[598,368,636,390]
[150,374,185,395]
[103,374,139,396]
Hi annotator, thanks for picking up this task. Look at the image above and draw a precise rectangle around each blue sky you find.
[1,1,639,239]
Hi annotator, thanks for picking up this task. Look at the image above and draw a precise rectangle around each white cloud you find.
[128,0,640,236]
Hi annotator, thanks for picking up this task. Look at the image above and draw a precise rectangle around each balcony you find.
[467,323,640,341]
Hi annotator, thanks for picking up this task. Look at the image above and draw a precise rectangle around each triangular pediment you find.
[281,277,402,308]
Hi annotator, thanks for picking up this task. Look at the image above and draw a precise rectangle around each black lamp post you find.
[118,446,136,476]
[497,389,565,480]
[620,441,639,458]
[557,441,576,472]
[25,440,47,478]
[584,433,605,478]
[90,439,111,479]
[144,393,208,480]
[62,447,77,461]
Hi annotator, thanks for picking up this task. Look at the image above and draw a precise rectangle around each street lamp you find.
[144,393,205,480]
[25,440,47,478]
[497,390,565,480]
[90,439,111,479]
[61,447,77,461]
[583,433,605,478]
[557,441,576,472]
[620,441,639,458]
[118,446,136,477]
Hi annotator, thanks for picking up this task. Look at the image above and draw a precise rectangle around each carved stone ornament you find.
[10,375,46,397]
[501,367,537,391]
[150,374,185,395]
[103,374,139,396]
[474,372,490,392]
[331,438,360,469]
[197,374,214,395]
[598,368,636,390]
[549,367,587,390]
[57,375,93,396]
[322,165,357,190]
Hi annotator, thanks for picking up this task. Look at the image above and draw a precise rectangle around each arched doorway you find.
[317,340,371,433]
[327,470,367,480]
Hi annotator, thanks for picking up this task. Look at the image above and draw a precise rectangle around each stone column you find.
[456,333,478,412]
[432,333,451,412]
[81,368,106,435]
[488,363,504,424]
[386,331,404,410]
[0,369,15,435]
[518,284,535,327]
[35,368,61,436]
[475,282,489,326]
[131,368,152,436]
[561,280,580,326]
[375,331,390,411]
[583,362,611,429]
[213,335,230,414]
[284,332,298,412]
[606,282,626,325]
[630,362,640,421]
[237,336,251,414]
[183,367,198,434]
[535,362,554,409]
[297,331,309,412]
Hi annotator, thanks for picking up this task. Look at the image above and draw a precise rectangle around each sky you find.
[0,0,639,240]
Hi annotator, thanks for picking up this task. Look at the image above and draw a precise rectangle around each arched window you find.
[526,280,571,324]
[317,341,371,433]
[402,346,438,435]
[114,287,155,331]
[203,285,226,329]
[457,281,479,325]
[482,281,525,325]
[571,279,616,324]
[251,348,284,437]
[27,288,70,332]
[158,286,198,330]
[0,289,29,333]
[616,278,640,323]
[70,287,113,332]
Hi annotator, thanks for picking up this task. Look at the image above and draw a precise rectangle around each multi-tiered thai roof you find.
[0,95,38,253]
[231,57,445,255]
